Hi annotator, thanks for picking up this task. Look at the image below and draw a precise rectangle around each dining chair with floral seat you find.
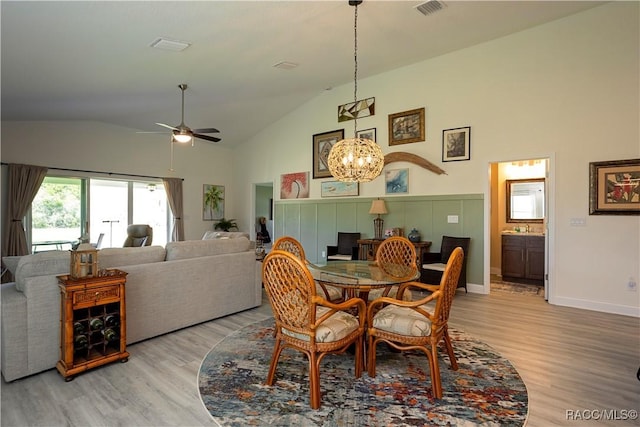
[261,250,366,409]
[272,236,343,303]
[367,236,419,301]
[366,246,464,399]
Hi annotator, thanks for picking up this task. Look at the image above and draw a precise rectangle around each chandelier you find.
[328,0,384,183]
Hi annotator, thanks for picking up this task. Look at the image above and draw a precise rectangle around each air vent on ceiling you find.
[415,0,445,16]
[273,61,299,70]
[150,37,191,52]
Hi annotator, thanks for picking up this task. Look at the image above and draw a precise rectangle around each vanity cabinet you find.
[501,235,545,284]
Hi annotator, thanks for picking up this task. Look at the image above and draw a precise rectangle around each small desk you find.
[357,239,432,264]
[309,260,419,301]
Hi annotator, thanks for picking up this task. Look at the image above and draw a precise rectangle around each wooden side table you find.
[56,269,129,381]
[357,238,432,265]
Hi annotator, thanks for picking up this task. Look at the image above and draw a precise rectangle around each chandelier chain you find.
[353,3,358,136]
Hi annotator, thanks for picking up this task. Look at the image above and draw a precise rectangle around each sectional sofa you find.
[1,235,261,382]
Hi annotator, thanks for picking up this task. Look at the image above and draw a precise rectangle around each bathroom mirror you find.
[506,178,545,223]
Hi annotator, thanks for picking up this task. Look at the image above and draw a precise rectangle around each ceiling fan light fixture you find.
[173,133,192,143]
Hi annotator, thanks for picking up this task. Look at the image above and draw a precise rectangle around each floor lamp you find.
[369,199,388,240]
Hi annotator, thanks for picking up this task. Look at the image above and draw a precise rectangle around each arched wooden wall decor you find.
[384,152,447,175]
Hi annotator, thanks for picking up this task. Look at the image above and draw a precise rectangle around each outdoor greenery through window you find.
[30,176,169,252]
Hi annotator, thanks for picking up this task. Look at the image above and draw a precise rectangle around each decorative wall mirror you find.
[506,178,545,223]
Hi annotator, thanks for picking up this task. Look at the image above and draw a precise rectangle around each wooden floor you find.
[2,289,639,427]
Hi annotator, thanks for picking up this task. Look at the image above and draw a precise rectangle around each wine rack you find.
[56,269,129,381]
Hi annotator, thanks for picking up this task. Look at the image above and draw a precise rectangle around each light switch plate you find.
[447,215,459,224]
[570,218,586,226]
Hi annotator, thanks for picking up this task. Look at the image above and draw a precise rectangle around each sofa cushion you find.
[14,251,70,292]
[166,237,250,261]
[98,246,166,269]
[202,231,250,240]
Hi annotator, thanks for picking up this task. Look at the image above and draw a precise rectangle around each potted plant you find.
[214,218,238,232]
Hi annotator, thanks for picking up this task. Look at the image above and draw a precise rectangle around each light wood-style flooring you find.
[2,289,639,427]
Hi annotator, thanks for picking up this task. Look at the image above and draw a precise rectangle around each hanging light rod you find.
[327,0,384,183]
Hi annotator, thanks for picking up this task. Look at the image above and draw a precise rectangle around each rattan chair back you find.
[272,236,306,261]
[375,236,418,279]
[432,247,464,328]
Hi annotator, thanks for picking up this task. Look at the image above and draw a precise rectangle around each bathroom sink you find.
[501,230,544,236]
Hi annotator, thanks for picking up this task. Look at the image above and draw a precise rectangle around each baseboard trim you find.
[553,296,640,318]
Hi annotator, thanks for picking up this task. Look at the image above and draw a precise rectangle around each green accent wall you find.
[274,194,484,286]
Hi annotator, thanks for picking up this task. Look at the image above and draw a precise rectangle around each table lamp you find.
[369,198,388,240]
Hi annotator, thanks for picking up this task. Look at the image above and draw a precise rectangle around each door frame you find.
[484,153,555,302]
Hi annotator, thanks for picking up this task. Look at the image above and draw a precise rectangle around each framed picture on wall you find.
[442,126,471,162]
[356,127,376,142]
[313,129,344,178]
[385,168,409,194]
[203,184,224,220]
[320,181,359,197]
[388,108,425,145]
[589,158,640,215]
[280,172,310,199]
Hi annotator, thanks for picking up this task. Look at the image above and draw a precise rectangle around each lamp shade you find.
[369,199,388,215]
[173,132,192,143]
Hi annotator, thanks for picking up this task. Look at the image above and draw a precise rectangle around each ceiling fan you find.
[156,84,221,144]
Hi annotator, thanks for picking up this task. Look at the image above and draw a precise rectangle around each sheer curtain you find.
[162,178,184,242]
[2,163,48,258]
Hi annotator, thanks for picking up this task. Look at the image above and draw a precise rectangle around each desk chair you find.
[421,236,470,292]
[327,232,360,261]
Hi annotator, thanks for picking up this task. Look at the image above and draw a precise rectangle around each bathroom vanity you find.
[501,233,545,285]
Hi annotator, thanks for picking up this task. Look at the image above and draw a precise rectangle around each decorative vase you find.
[408,228,421,243]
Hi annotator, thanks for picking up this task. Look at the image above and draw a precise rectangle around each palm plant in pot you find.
[214,218,238,232]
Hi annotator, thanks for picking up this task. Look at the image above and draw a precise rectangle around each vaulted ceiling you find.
[1,1,604,147]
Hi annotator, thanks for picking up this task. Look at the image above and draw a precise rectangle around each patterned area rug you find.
[198,318,528,426]
[491,278,544,296]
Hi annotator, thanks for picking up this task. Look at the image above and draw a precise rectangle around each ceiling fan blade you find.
[192,127,220,134]
[156,122,178,131]
[194,133,221,143]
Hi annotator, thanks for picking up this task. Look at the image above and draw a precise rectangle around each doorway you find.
[488,157,551,300]
[253,182,274,249]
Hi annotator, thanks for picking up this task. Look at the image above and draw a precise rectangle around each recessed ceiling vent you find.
[415,0,445,16]
[150,37,191,52]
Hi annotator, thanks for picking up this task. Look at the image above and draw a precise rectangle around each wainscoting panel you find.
[275,194,484,286]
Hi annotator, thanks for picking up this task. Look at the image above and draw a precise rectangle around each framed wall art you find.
[313,129,344,179]
[356,127,376,142]
[388,107,425,145]
[442,126,471,162]
[203,184,224,220]
[385,168,409,194]
[320,181,359,198]
[589,158,640,215]
[338,97,375,122]
[281,172,310,199]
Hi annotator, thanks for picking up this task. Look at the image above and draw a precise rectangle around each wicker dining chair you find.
[261,250,366,409]
[366,246,464,399]
[368,236,419,301]
[272,236,343,302]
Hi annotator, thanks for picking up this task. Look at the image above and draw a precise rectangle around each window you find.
[29,175,168,252]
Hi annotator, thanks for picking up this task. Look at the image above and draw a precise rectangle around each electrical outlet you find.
[321,250,326,258]
[628,278,637,291]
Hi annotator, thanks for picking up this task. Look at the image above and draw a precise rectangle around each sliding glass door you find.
[30,175,168,252]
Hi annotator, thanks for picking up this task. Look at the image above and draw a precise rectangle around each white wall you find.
[1,121,235,241]
[233,3,639,316]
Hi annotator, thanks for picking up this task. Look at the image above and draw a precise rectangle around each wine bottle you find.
[102,328,118,342]
[89,317,103,331]
[73,321,85,334]
[104,314,119,327]
[74,334,88,351]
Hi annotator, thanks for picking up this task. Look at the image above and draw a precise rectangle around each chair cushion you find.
[282,306,359,343]
[327,254,352,261]
[367,286,412,301]
[422,262,446,272]
[372,302,435,336]
[317,283,343,301]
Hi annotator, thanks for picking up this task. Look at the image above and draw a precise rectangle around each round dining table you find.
[308,260,419,302]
